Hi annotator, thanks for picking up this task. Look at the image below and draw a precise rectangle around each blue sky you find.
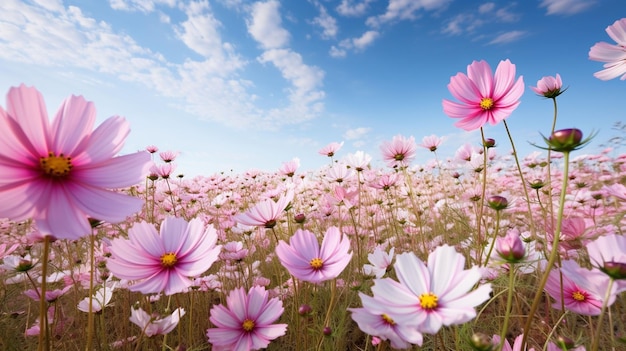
[1,0,625,177]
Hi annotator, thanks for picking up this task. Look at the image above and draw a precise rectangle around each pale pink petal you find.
[72,151,150,188]
[66,183,143,223]
[73,116,130,164]
[50,95,95,155]
[6,84,49,156]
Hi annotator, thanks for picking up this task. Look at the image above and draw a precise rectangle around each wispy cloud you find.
[336,0,375,17]
[329,30,379,57]
[443,3,520,36]
[539,0,596,15]
[488,30,526,45]
[0,0,326,130]
[344,127,371,140]
[109,0,176,13]
[366,0,452,27]
[310,2,339,39]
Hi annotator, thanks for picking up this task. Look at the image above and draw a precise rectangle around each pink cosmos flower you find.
[420,134,443,152]
[349,293,422,349]
[363,245,395,278]
[343,151,372,171]
[492,334,536,351]
[275,227,352,283]
[442,59,524,131]
[603,183,626,201]
[587,233,626,284]
[206,286,287,351]
[380,134,417,169]
[589,18,626,80]
[363,245,492,339]
[544,260,613,316]
[106,216,221,295]
[530,74,564,98]
[278,157,300,177]
[130,307,185,337]
[234,190,294,229]
[318,141,344,157]
[0,85,151,240]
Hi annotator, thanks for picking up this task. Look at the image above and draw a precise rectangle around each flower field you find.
[1,17,626,351]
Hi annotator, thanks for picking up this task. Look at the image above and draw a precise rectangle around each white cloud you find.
[336,0,375,17]
[311,4,338,39]
[329,45,347,58]
[0,0,325,130]
[247,0,290,49]
[367,0,452,27]
[442,4,520,36]
[488,30,526,45]
[353,30,379,50]
[344,127,371,140]
[109,0,177,13]
[539,0,596,15]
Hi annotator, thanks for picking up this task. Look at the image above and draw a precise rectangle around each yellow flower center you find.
[160,252,177,268]
[310,257,323,270]
[242,318,255,332]
[40,152,72,178]
[572,290,586,301]
[479,97,494,110]
[419,292,438,310]
[381,313,395,325]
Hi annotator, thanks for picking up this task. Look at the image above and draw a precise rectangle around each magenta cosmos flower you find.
[206,286,287,351]
[362,245,491,339]
[442,59,524,131]
[107,216,221,295]
[589,18,626,80]
[0,84,150,240]
[275,227,352,283]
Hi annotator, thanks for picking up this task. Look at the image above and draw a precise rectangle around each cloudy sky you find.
[1,0,624,176]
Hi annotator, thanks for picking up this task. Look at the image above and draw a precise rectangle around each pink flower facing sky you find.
[130,307,185,337]
[318,141,344,157]
[353,245,491,347]
[234,189,294,229]
[530,74,564,98]
[107,216,221,295]
[206,286,287,351]
[0,84,151,240]
[380,134,418,169]
[275,227,352,284]
[442,59,524,131]
[589,18,626,80]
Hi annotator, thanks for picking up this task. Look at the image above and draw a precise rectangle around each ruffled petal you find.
[50,95,95,155]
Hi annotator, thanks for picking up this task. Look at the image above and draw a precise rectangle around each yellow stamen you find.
[572,290,586,302]
[160,252,177,268]
[381,313,395,325]
[310,257,323,270]
[419,292,438,310]
[40,152,72,178]
[242,319,255,332]
[479,97,494,110]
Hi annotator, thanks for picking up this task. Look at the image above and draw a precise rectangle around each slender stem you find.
[498,265,516,351]
[317,280,336,351]
[483,210,501,267]
[476,128,488,266]
[521,151,571,349]
[503,120,535,237]
[38,236,51,351]
[86,231,95,351]
[591,278,615,351]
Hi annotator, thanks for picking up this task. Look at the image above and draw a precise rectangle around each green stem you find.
[591,278,615,351]
[38,236,51,351]
[476,128,488,266]
[503,120,535,237]
[483,210,502,267]
[498,264,516,351]
[521,151,571,350]
[86,231,95,351]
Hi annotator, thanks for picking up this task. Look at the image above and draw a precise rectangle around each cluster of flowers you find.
[0,16,626,351]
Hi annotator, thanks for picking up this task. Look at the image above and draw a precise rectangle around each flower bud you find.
[469,332,494,351]
[554,335,576,350]
[487,195,509,211]
[298,304,312,316]
[545,128,586,152]
[529,179,546,190]
[294,213,306,224]
[483,138,496,148]
[323,326,332,336]
[601,261,626,280]
[496,232,526,262]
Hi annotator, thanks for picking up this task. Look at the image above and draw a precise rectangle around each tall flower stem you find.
[482,209,501,267]
[521,151,571,349]
[498,265,516,351]
[85,231,96,351]
[591,278,615,351]
[503,120,535,237]
[317,280,337,351]
[38,236,51,351]
[476,128,488,266]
